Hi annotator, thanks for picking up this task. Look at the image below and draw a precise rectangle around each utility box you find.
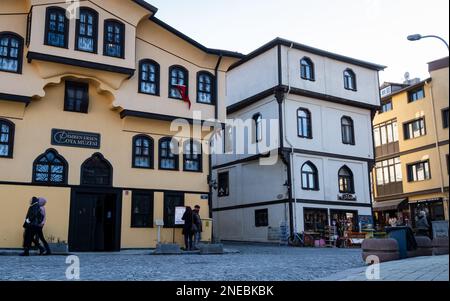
[201,218,213,243]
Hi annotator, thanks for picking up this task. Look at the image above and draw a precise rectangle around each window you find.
[404,118,426,140]
[253,113,263,143]
[75,8,98,53]
[169,66,188,99]
[159,137,179,170]
[224,125,233,154]
[0,119,15,158]
[218,171,229,197]
[300,57,315,81]
[131,192,154,228]
[338,166,354,194]
[0,32,23,73]
[341,116,355,145]
[442,108,449,129]
[183,140,202,172]
[373,120,399,147]
[132,135,153,169]
[407,160,431,182]
[65,81,89,113]
[380,100,393,113]
[255,209,269,227]
[139,59,159,95]
[33,149,68,184]
[81,153,113,186]
[197,72,214,104]
[408,87,425,103]
[45,7,68,48]
[163,193,184,228]
[297,108,312,139]
[301,161,319,191]
[343,69,357,91]
[104,20,125,58]
[375,158,402,186]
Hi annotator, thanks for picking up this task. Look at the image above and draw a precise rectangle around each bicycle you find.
[288,232,305,247]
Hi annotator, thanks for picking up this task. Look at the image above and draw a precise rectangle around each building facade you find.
[372,57,449,231]
[211,39,384,243]
[0,0,243,251]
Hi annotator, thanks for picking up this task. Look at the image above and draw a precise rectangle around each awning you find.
[373,199,407,211]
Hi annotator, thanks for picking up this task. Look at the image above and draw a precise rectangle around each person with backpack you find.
[20,197,42,256]
[181,206,194,251]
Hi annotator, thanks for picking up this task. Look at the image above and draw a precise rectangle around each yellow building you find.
[0,0,242,251]
[372,57,449,232]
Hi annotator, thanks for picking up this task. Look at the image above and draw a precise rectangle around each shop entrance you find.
[68,190,122,252]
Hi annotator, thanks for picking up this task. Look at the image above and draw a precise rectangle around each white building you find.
[211,38,385,243]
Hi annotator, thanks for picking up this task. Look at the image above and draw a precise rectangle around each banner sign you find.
[51,129,101,149]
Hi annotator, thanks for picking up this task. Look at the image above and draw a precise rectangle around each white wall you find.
[292,154,371,205]
[212,159,287,210]
[283,96,374,159]
[280,45,380,107]
[212,97,280,167]
[226,47,279,106]
[213,204,289,242]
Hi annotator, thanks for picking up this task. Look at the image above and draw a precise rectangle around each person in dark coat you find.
[192,205,203,250]
[182,207,194,251]
[416,211,430,237]
[20,197,42,256]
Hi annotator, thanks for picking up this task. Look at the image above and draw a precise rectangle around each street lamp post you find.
[407,34,449,51]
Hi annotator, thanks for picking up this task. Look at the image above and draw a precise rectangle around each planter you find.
[48,242,69,254]
[407,236,432,258]
[362,238,400,263]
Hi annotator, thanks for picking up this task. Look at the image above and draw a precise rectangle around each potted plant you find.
[47,236,69,254]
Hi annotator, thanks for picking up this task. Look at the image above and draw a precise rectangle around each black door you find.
[69,190,122,252]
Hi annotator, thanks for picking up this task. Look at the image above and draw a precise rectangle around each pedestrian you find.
[182,206,194,251]
[416,211,430,237]
[192,205,203,250]
[35,197,51,255]
[20,197,42,256]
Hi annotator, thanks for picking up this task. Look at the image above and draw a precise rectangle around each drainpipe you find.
[209,54,223,241]
[427,80,445,195]
[280,43,298,235]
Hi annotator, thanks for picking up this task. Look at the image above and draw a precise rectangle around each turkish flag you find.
[175,85,191,109]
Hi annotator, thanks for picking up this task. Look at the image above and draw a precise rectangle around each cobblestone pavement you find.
[0,244,364,281]
[318,255,449,281]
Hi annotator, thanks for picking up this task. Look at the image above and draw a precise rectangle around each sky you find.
[145,0,449,84]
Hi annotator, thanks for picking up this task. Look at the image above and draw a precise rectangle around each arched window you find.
[75,7,98,53]
[297,108,312,139]
[33,149,68,185]
[169,66,188,99]
[301,161,319,190]
[253,113,263,143]
[45,7,69,48]
[300,57,315,81]
[341,116,355,145]
[338,166,354,194]
[0,119,15,158]
[81,153,113,186]
[132,135,154,169]
[104,19,125,58]
[159,137,179,170]
[183,139,202,172]
[0,32,23,73]
[197,71,214,104]
[344,69,357,91]
[139,59,160,95]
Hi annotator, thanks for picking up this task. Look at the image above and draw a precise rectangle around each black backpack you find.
[27,204,43,226]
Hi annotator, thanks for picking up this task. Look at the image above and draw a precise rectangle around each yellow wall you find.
[121,191,211,248]
[0,184,71,248]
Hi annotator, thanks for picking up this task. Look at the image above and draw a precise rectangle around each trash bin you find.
[385,226,416,259]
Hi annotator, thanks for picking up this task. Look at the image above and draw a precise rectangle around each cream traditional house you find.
[0,0,242,251]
